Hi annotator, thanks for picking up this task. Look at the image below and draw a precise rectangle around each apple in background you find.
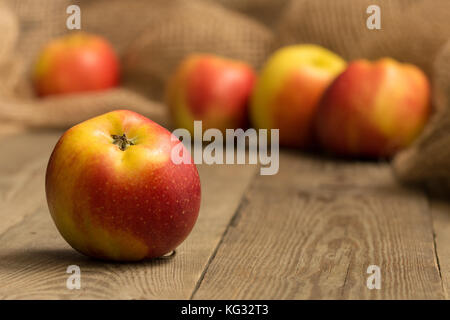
[33,32,120,97]
[250,45,347,148]
[315,58,431,158]
[45,110,201,261]
[166,54,256,134]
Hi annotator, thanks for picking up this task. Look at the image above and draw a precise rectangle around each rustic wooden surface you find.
[0,131,449,299]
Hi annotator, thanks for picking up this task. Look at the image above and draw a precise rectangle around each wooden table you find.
[1,131,449,299]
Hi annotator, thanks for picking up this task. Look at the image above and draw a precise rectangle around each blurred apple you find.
[166,54,256,134]
[46,110,201,261]
[315,58,431,158]
[250,45,346,148]
[33,32,120,97]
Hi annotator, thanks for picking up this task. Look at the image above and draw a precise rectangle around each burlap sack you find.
[1,0,450,191]
[205,0,290,27]
[0,0,273,133]
[0,0,170,134]
[0,1,18,66]
[393,40,450,192]
[121,0,273,101]
[275,0,450,190]
[275,0,449,75]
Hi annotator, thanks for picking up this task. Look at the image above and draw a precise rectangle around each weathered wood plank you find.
[193,151,444,299]
[0,132,258,299]
[430,197,450,299]
[0,132,59,235]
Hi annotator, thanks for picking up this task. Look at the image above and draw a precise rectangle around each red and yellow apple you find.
[315,58,431,158]
[166,54,256,134]
[33,32,120,97]
[250,45,347,148]
[45,110,201,261]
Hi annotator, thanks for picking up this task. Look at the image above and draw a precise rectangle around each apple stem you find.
[111,133,135,151]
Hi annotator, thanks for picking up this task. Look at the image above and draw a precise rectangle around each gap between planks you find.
[189,187,254,299]
[429,195,450,299]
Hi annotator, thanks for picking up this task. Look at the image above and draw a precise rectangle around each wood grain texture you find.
[0,132,59,235]
[0,132,258,299]
[430,197,450,299]
[193,151,444,299]
[1,133,448,300]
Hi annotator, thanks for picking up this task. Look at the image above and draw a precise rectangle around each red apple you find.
[166,54,256,134]
[33,32,120,97]
[250,45,347,148]
[45,110,201,261]
[315,58,431,158]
